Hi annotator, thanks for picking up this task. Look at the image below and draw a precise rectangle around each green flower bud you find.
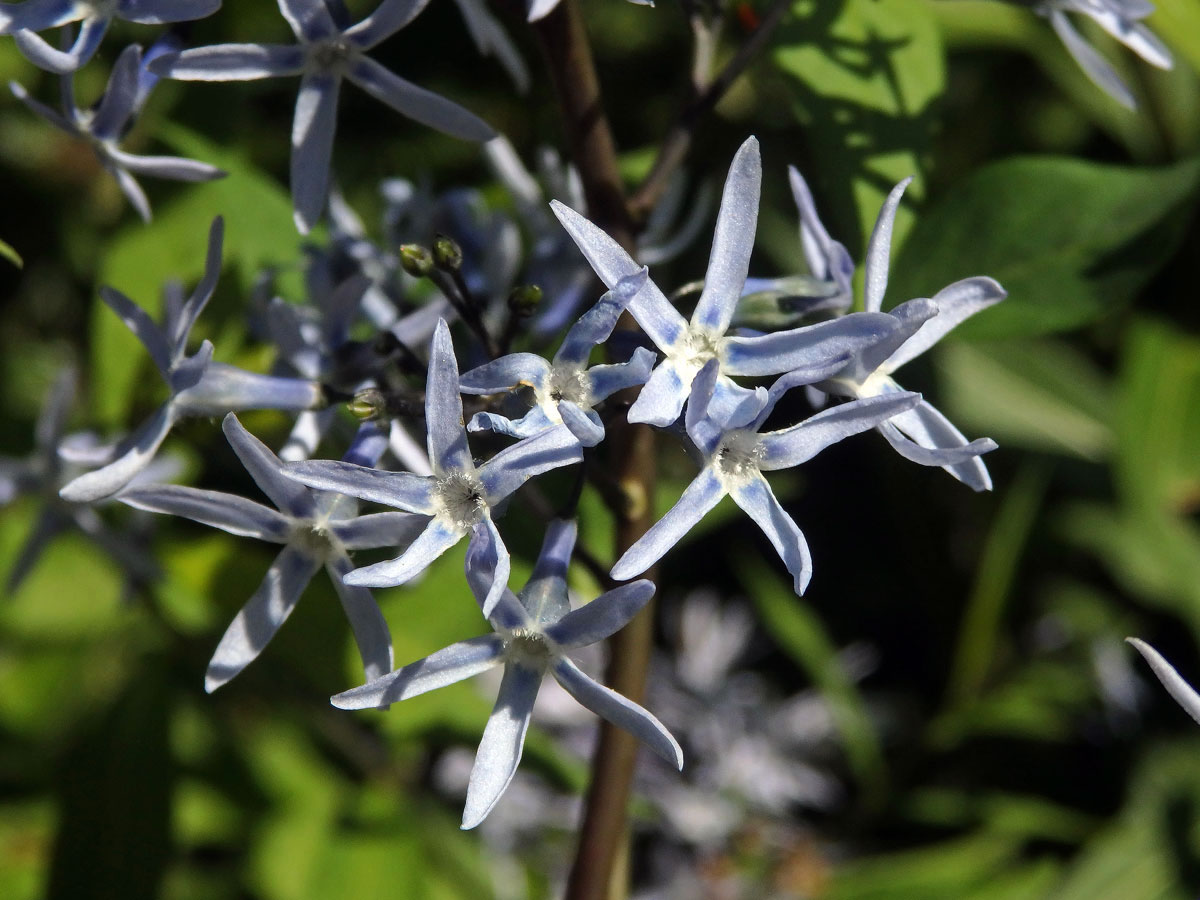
[432,233,464,272]
[399,244,434,278]
[507,284,543,317]
[348,388,385,421]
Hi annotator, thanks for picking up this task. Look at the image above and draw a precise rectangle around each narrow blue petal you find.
[170,216,225,354]
[518,518,575,625]
[347,56,495,141]
[107,149,226,182]
[118,0,221,24]
[5,508,64,595]
[331,511,428,550]
[684,359,722,456]
[554,268,649,367]
[58,402,175,503]
[426,319,473,477]
[466,515,511,618]
[627,358,689,427]
[557,401,603,447]
[326,554,394,682]
[276,0,338,41]
[13,16,107,72]
[332,635,504,708]
[882,277,1006,374]
[549,200,686,350]
[343,516,463,586]
[284,459,437,513]
[551,657,682,768]
[459,352,549,394]
[89,43,141,140]
[729,476,812,595]
[0,0,78,34]
[222,413,316,518]
[462,662,541,829]
[467,410,547,440]
[173,364,321,415]
[878,421,997,467]
[205,544,322,691]
[853,298,938,378]
[477,424,581,504]
[98,286,172,378]
[721,312,898,377]
[1127,638,1200,726]
[863,177,911,313]
[888,398,993,491]
[692,136,760,334]
[1048,9,1136,109]
[788,165,853,292]
[151,44,307,81]
[546,579,654,649]
[758,391,921,471]
[344,0,430,49]
[119,484,293,542]
[610,465,725,581]
[747,361,853,431]
[9,78,77,133]
[291,71,340,233]
[584,347,655,403]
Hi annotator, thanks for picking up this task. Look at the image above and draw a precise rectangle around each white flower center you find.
[307,37,355,74]
[857,369,901,400]
[505,629,555,668]
[546,366,590,406]
[713,430,764,484]
[289,519,340,561]
[434,471,487,529]
[677,328,720,376]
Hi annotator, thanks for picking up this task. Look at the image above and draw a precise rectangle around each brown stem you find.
[628,0,793,221]
[533,2,658,898]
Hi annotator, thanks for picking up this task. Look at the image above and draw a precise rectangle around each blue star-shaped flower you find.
[0,0,220,73]
[59,218,324,503]
[151,0,495,232]
[332,518,683,829]
[611,360,923,594]
[9,39,225,221]
[460,269,655,447]
[284,318,582,616]
[552,137,901,427]
[120,413,425,691]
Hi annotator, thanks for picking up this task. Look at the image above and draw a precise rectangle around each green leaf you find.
[890,156,1200,338]
[935,339,1113,461]
[827,834,1022,900]
[738,559,888,807]
[772,0,945,253]
[45,660,174,900]
[0,236,21,268]
[91,126,300,426]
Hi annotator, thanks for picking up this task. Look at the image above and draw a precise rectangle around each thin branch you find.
[628,0,792,221]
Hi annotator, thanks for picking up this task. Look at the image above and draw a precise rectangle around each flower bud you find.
[348,387,385,421]
[399,244,434,278]
[432,234,463,272]
[507,284,543,318]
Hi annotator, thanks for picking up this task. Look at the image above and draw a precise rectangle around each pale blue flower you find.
[58,218,324,503]
[1,367,166,594]
[151,0,495,232]
[552,137,901,427]
[120,414,423,690]
[1034,0,1173,109]
[460,269,656,447]
[812,178,1006,491]
[9,40,225,221]
[611,360,923,594]
[0,0,220,73]
[331,518,683,829]
[284,319,582,616]
[1127,637,1200,725]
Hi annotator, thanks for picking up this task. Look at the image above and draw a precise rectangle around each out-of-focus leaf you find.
[45,659,173,900]
[905,788,1096,845]
[738,559,887,807]
[1114,319,1200,518]
[0,236,21,268]
[92,127,300,426]
[773,0,945,253]
[936,340,1113,461]
[890,157,1200,338]
[947,463,1049,708]
[1153,0,1200,75]
[1049,740,1200,900]
[827,834,1022,900]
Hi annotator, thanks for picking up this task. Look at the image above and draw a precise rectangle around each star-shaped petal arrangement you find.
[58,217,325,504]
[1033,0,1172,109]
[611,360,925,595]
[0,0,220,73]
[460,268,655,447]
[150,0,496,232]
[120,413,425,691]
[811,177,1005,491]
[332,518,683,829]
[284,318,583,616]
[551,136,901,427]
[9,39,225,222]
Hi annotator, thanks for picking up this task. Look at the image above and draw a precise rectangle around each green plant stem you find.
[533,2,657,897]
